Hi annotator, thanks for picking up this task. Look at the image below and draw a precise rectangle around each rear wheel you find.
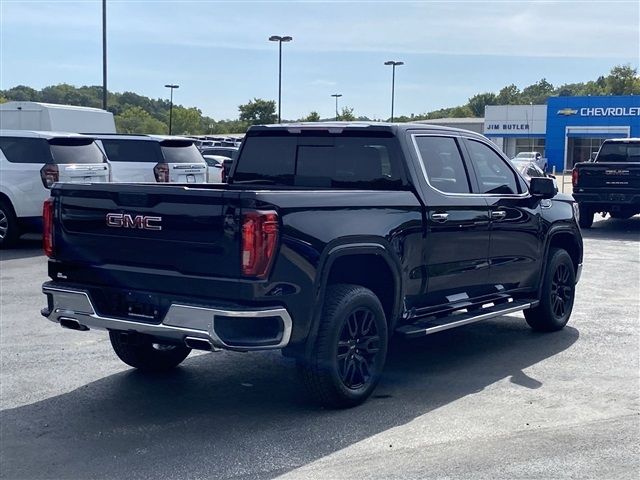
[109,332,191,371]
[525,248,575,332]
[578,204,594,229]
[0,200,20,248]
[610,210,634,220]
[299,284,388,408]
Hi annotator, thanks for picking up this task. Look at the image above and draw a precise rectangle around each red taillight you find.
[40,164,59,189]
[241,210,279,278]
[572,168,579,187]
[154,163,170,182]
[43,198,54,257]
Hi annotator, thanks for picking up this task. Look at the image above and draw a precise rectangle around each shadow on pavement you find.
[581,215,640,242]
[0,235,43,261]
[0,317,579,479]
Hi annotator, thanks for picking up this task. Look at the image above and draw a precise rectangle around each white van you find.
[92,134,207,183]
[0,130,110,247]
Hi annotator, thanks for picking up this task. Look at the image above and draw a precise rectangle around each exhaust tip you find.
[59,317,89,331]
[184,337,214,351]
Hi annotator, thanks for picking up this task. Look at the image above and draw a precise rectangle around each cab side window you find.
[414,136,471,194]
[466,140,520,195]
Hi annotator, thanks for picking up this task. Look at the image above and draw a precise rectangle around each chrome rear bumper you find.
[42,285,292,351]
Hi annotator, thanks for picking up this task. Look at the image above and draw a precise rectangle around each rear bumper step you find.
[396,299,538,338]
[41,284,292,352]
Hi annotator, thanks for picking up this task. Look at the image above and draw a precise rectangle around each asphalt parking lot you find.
[1,216,639,480]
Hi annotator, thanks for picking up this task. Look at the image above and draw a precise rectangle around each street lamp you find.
[164,84,179,135]
[269,35,293,123]
[331,93,342,121]
[102,0,107,110]
[384,60,404,122]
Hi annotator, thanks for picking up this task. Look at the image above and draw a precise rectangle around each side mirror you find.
[530,177,556,199]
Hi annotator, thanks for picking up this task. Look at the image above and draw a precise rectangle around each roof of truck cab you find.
[247,121,486,138]
[602,137,640,143]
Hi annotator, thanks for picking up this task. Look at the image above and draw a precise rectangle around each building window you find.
[515,138,545,157]
[567,137,609,168]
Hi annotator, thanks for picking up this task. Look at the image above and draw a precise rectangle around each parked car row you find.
[511,151,548,172]
[0,130,239,247]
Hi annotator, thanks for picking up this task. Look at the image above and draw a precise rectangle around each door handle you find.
[491,210,507,220]
[431,212,449,223]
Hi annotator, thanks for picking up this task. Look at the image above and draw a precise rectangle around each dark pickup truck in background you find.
[572,138,640,228]
[42,123,583,408]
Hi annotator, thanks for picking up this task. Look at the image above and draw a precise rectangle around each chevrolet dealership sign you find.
[557,107,640,117]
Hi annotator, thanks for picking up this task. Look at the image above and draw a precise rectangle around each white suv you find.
[92,134,207,183]
[0,130,110,247]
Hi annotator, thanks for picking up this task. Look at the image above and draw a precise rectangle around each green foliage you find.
[115,106,167,134]
[170,106,202,135]
[338,106,356,121]
[467,92,498,117]
[301,111,321,122]
[238,98,277,125]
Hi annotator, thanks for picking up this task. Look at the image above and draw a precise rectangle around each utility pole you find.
[384,60,404,122]
[268,35,293,123]
[331,93,342,121]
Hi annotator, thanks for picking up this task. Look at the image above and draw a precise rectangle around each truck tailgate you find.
[575,162,640,189]
[53,184,241,279]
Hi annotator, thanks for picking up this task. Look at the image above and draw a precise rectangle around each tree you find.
[605,65,640,95]
[338,106,355,121]
[521,78,555,104]
[238,98,277,125]
[467,92,497,117]
[301,111,321,122]
[171,106,203,135]
[115,106,167,134]
[496,84,521,105]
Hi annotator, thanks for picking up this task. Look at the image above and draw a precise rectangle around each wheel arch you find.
[538,227,582,297]
[304,241,403,358]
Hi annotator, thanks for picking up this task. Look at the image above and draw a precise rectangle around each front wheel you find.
[578,204,594,229]
[109,332,191,371]
[299,284,388,408]
[525,248,576,332]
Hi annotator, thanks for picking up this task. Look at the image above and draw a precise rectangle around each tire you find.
[578,204,594,229]
[610,210,634,220]
[109,331,191,372]
[525,248,576,332]
[299,284,388,409]
[0,200,20,249]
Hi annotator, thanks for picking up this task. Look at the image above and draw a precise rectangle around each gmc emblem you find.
[106,213,162,231]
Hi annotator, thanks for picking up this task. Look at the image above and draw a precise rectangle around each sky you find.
[1,0,639,121]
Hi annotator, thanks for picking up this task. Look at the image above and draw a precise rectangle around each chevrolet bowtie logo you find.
[557,108,578,116]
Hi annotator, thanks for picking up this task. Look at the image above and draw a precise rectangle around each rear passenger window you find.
[466,140,520,195]
[100,139,162,163]
[414,136,470,194]
[0,137,51,163]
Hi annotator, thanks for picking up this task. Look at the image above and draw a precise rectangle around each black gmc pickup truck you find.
[42,123,583,408]
[572,138,640,228]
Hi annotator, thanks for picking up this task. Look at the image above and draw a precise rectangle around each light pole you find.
[164,84,179,135]
[102,0,107,110]
[331,93,342,121]
[268,35,293,123]
[384,60,404,122]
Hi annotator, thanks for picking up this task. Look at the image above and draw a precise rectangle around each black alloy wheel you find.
[299,284,388,408]
[550,262,574,320]
[524,247,575,332]
[337,307,382,390]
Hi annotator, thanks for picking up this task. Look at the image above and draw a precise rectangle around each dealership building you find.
[484,95,640,172]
